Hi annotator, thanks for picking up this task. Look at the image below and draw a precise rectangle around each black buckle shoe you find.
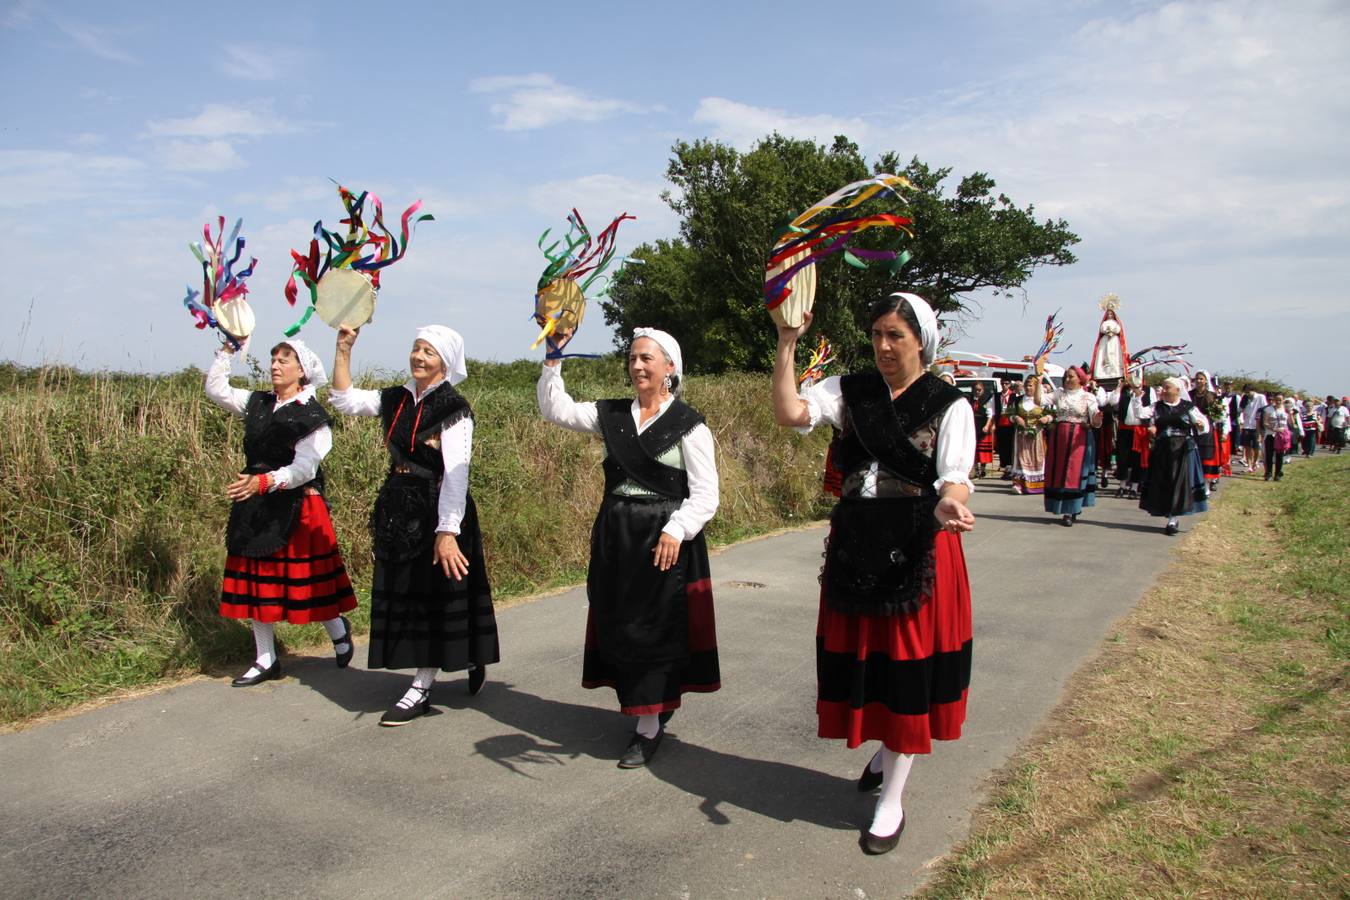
[617,728,664,768]
[332,616,354,669]
[380,688,431,727]
[861,815,906,855]
[231,658,280,687]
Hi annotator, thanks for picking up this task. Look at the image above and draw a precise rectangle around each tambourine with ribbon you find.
[283,182,433,337]
[530,209,636,358]
[181,216,257,349]
[764,174,916,328]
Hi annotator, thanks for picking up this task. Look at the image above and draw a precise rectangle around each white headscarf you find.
[277,338,328,389]
[632,327,683,377]
[415,325,468,386]
[888,292,939,366]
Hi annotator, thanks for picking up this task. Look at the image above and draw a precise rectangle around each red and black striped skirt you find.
[816,530,972,755]
[975,431,995,464]
[220,494,357,624]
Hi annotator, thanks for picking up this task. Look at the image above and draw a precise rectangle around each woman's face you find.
[1024,376,1039,395]
[1161,382,1181,403]
[628,337,673,394]
[270,347,304,392]
[408,339,445,382]
[870,311,923,379]
[1195,372,1208,391]
[1063,369,1082,391]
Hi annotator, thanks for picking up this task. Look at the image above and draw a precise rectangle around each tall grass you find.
[0,358,831,722]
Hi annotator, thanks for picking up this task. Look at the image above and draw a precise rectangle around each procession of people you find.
[185,187,1339,862]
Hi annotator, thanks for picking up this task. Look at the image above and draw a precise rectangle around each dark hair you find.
[269,342,310,387]
[1242,383,1253,391]
[868,294,923,339]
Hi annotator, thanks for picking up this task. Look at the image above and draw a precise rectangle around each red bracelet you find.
[257,474,270,495]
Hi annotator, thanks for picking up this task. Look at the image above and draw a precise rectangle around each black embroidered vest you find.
[225,392,331,557]
[1153,400,1197,435]
[596,398,704,501]
[368,383,473,561]
[824,371,965,617]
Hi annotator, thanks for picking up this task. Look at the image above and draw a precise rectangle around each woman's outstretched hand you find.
[541,323,574,368]
[935,496,976,534]
[433,533,469,580]
[776,310,813,346]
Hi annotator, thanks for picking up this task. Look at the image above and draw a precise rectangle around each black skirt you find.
[367,495,500,671]
[1139,435,1209,518]
[582,494,720,714]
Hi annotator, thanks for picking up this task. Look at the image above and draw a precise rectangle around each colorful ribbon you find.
[764,175,915,312]
[797,336,836,387]
[181,216,256,350]
[532,209,638,359]
[1031,310,1071,375]
[283,182,434,337]
[1127,344,1192,375]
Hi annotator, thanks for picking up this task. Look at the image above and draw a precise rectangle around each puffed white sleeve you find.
[203,350,251,416]
[267,425,331,491]
[328,385,383,417]
[537,364,600,433]
[1189,405,1210,434]
[436,416,473,534]
[662,423,719,542]
[935,398,977,493]
[795,375,845,435]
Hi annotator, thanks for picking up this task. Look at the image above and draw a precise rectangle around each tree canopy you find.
[602,134,1080,374]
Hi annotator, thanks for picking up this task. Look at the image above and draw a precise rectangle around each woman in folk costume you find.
[968,381,995,478]
[330,325,500,725]
[773,293,976,855]
[1108,373,1153,498]
[1190,370,1226,491]
[1010,374,1052,495]
[206,338,357,686]
[1043,366,1102,526]
[1139,376,1211,534]
[537,326,720,769]
[994,379,1017,477]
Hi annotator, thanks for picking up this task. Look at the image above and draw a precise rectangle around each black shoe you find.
[380,688,430,726]
[231,658,280,687]
[468,665,486,696]
[658,709,675,726]
[857,761,883,793]
[861,815,906,855]
[1071,513,1079,523]
[617,728,664,768]
[332,615,353,669]
[1165,522,1179,536]
[1062,515,1073,527]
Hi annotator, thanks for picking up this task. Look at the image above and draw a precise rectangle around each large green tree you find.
[602,134,1079,374]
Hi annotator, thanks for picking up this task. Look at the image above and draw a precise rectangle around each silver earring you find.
[662,375,673,393]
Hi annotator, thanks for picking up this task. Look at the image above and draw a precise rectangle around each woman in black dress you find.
[1139,376,1211,535]
[331,325,500,725]
[537,326,720,769]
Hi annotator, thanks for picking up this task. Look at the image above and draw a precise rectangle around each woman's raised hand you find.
[776,310,813,345]
[542,323,574,368]
[336,326,360,353]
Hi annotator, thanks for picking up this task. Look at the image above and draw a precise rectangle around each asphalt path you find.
[0,476,1194,899]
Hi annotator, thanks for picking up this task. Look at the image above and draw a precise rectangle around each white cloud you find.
[2,0,40,28]
[692,97,870,149]
[157,139,245,172]
[0,149,146,210]
[219,43,307,81]
[56,19,139,64]
[527,174,678,245]
[70,132,105,147]
[146,103,299,138]
[469,73,652,131]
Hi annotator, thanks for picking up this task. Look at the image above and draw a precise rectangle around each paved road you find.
[1,478,1192,899]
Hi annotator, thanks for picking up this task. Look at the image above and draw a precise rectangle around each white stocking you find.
[249,621,276,672]
[392,668,438,710]
[869,749,914,837]
[635,714,660,739]
[321,616,349,652]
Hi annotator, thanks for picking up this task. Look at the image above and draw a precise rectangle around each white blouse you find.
[329,380,473,536]
[205,350,330,492]
[796,375,976,493]
[536,364,719,543]
[1051,388,1100,423]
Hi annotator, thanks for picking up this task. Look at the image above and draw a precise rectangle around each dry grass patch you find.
[922,455,1349,898]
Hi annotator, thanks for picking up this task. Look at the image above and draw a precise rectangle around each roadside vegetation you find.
[920,453,1349,898]
[0,358,832,723]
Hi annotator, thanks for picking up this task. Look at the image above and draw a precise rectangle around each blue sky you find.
[2,0,1347,392]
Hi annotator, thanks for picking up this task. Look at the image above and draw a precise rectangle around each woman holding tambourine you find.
[537,325,721,770]
[772,294,976,856]
[329,324,500,726]
[206,337,358,686]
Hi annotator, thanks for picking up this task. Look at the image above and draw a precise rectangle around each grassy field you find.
[920,453,1349,897]
[0,358,832,723]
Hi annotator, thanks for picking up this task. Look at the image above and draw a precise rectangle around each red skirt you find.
[1132,424,1153,469]
[816,531,972,755]
[1218,434,1232,475]
[975,431,995,464]
[220,494,357,624]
